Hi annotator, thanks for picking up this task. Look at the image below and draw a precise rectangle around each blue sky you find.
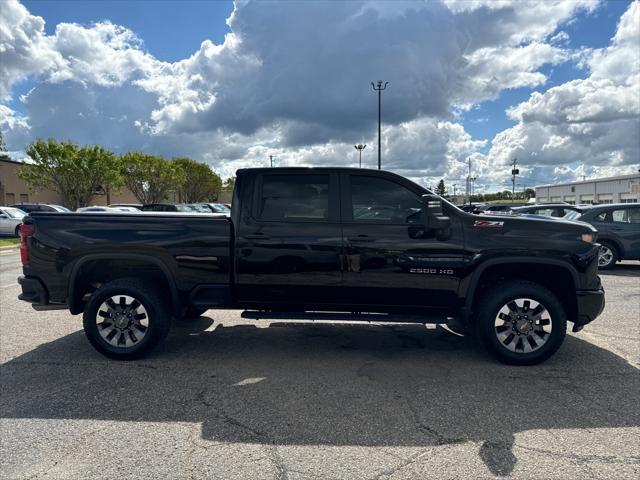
[1,0,638,188]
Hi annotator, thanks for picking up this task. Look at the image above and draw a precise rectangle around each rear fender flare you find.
[67,253,180,315]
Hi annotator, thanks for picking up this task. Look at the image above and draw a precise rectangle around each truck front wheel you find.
[82,278,171,360]
[475,281,567,365]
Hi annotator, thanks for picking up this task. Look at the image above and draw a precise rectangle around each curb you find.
[0,244,20,252]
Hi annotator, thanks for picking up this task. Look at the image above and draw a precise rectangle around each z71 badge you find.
[474,220,504,227]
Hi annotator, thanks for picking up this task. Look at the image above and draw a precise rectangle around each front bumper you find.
[574,286,605,330]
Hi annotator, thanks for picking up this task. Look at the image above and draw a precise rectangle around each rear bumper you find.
[574,286,605,329]
[18,275,66,311]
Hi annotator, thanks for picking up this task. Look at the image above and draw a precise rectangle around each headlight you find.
[581,233,595,243]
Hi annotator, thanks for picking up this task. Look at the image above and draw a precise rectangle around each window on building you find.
[19,193,28,203]
[6,193,15,205]
[258,174,330,221]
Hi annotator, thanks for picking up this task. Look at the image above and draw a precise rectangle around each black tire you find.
[14,225,20,237]
[597,241,618,270]
[82,278,171,360]
[474,281,567,365]
[182,307,208,320]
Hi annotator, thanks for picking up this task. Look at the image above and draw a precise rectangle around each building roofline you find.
[535,173,640,189]
[0,157,25,166]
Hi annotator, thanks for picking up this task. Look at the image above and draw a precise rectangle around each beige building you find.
[536,173,640,205]
[0,158,140,207]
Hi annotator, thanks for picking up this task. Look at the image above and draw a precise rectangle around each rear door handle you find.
[347,235,374,242]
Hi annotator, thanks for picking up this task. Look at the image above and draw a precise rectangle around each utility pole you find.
[269,155,275,168]
[511,157,519,203]
[466,157,472,205]
[354,144,367,168]
[371,80,388,170]
[453,184,458,204]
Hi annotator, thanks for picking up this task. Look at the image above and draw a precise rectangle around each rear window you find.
[258,174,330,221]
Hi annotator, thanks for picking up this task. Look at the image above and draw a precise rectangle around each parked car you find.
[110,206,141,212]
[477,204,517,214]
[108,203,142,210]
[513,204,583,218]
[76,206,116,213]
[564,203,640,269]
[17,167,604,365]
[140,203,195,212]
[0,206,26,236]
[10,203,69,213]
[458,203,485,213]
[199,203,231,215]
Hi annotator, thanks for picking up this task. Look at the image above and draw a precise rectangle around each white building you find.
[535,173,640,205]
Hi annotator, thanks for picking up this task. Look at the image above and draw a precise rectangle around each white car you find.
[0,206,26,236]
[76,206,116,213]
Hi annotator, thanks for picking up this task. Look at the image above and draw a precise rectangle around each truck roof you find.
[236,166,389,174]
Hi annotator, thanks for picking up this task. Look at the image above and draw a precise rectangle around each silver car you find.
[0,206,26,236]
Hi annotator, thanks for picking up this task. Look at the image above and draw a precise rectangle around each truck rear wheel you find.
[475,281,566,365]
[82,278,171,360]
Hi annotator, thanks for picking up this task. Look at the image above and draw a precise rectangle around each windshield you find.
[564,210,582,221]
[51,205,70,212]
[1,207,26,219]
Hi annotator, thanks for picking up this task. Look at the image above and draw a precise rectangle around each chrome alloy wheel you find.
[96,295,149,348]
[598,245,614,267]
[494,298,552,353]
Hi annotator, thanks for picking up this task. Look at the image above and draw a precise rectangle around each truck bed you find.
[23,212,232,311]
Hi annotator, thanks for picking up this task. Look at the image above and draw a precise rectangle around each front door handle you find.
[347,235,374,242]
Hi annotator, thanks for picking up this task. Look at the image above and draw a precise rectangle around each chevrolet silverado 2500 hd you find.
[17,168,605,364]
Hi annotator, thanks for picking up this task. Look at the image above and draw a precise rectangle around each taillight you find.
[19,223,34,266]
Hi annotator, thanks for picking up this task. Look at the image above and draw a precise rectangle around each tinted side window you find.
[628,208,640,224]
[612,209,629,223]
[349,175,422,223]
[259,174,330,221]
[594,211,609,222]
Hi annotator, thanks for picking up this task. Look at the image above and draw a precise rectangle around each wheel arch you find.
[464,258,579,324]
[68,253,180,316]
[597,235,624,258]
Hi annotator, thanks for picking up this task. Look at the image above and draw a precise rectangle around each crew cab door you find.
[339,173,464,312]
[235,172,343,306]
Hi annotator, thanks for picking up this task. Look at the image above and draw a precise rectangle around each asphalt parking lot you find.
[1,249,639,480]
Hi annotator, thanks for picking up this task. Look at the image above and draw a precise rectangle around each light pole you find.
[371,80,388,170]
[511,157,519,203]
[354,144,366,168]
[269,155,275,168]
[452,184,458,203]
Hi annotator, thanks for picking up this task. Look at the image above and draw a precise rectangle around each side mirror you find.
[0,213,7,219]
[422,194,452,232]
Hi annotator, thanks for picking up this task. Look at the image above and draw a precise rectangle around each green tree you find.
[0,131,10,161]
[18,139,121,210]
[435,179,446,196]
[524,188,535,199]
[121,152,185,204]
[173,157,222,202]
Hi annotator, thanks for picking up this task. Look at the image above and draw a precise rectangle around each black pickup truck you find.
[17,167,605,364]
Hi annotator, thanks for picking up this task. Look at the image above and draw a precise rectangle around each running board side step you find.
[240,310,452,324]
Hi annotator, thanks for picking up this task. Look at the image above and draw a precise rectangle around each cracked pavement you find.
[1,251,639,479]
